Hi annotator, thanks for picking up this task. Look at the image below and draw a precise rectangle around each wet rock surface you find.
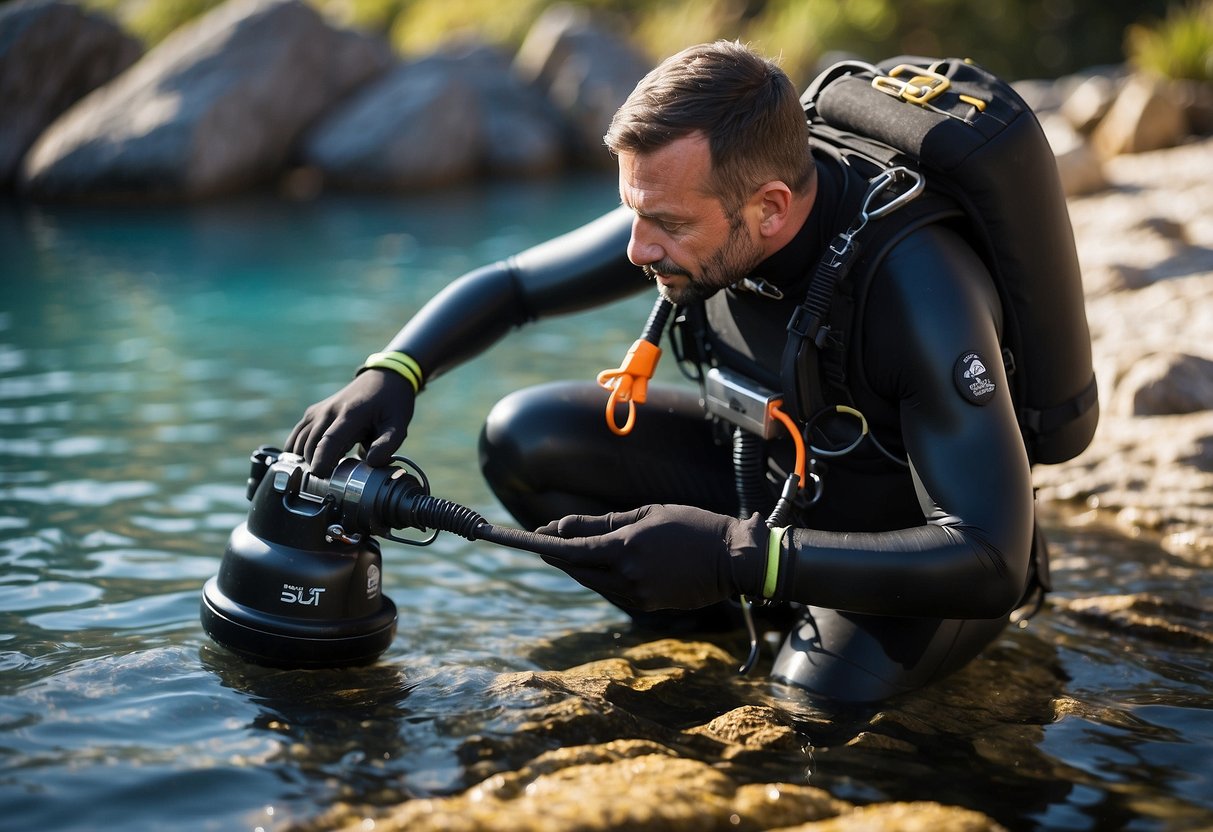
[294,637,1019,832]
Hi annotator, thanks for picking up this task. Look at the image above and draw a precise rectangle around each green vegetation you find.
[1127,0,1213,81]
[81,0,227,44]
[76,0,1202,83]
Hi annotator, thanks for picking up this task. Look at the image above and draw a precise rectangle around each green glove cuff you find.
[360,351,422,393]
[763,526,787,599]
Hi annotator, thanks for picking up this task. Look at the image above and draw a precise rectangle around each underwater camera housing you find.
[201,446,474,668]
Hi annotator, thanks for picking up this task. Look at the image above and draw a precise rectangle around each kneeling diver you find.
[287,42,1059,703]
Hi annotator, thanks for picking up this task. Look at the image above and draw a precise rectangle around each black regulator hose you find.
[641,296,674,343]
[732,428,771,519]
[368,470,564,554]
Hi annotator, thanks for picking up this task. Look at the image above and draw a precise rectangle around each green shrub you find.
[1127,0,1213,81]
[81,0,226,45]
[79,0,1187,83]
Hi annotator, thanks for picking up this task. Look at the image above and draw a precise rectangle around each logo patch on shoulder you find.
[954,351,996,405]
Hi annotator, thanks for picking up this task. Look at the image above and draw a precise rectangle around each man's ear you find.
[753,180,793,238]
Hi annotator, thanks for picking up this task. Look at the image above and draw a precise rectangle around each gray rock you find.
[1091,74,1189,157]
[514,4,651,167]
[1059,73,1120,134]
[300,55,481,190]
[1012,78,1065,115]
[1112,351,1213,417]
[455,42,568,178]
[0,0,141,187]
[19,0,392,200]
[300,40,568,190]
[1040,114,1107,197]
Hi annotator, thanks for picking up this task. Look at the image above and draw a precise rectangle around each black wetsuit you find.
[380,152,1036,702]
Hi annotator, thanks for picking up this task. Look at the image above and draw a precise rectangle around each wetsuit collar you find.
[732,157,846,299]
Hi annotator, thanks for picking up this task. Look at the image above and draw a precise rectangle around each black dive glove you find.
[285,369,415,477]
[533,505,769,612]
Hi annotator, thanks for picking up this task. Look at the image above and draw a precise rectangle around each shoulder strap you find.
[780,165,935,422]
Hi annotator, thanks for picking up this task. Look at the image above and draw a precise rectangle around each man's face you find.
[617,133,764,304]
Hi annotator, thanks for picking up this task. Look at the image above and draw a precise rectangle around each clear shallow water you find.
[0,183,1210,832]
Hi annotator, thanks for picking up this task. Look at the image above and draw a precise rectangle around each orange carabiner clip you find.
[596,339,662,436]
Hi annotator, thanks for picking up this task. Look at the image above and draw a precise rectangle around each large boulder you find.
[19,0,393,200]
[1091,74,1189,158]
[458,42,569,178]
[514,4,651,167]
[300,40,566,191]
[299,54,480,191]
[0,0,142,188]
[1040,114,1107,197]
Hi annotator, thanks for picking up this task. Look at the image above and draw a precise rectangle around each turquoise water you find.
[1,181,1211,831]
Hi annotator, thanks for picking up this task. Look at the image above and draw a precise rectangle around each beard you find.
[643,217,765,305]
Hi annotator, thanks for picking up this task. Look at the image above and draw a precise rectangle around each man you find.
[286,41,1038,703]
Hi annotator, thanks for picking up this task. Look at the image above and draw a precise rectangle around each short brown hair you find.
[604,41,816,212]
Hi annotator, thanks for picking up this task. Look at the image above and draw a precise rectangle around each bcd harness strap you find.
[780,166,925,424]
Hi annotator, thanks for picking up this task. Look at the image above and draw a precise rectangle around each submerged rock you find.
[293,637,1014,832]
[323,740,851,832]
[1055,594,1213,647]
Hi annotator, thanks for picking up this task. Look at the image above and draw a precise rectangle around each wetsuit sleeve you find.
[380,206,647,384]
[771,225,1034,619]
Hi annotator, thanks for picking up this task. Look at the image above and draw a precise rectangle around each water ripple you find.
[29,590,198,633]
[0,581,103,612]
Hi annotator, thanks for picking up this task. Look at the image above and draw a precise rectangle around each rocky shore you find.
[5,1,1213,829]
[1034,137,1213,563]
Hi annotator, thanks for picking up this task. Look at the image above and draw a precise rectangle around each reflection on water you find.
[1,183,1211,832]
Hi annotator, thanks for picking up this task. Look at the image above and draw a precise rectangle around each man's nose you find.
[627,217,663,266]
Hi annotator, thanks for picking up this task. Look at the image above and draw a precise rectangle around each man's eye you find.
[659,221,684,234]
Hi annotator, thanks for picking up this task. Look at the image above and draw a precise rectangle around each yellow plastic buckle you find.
[872,64,951,105]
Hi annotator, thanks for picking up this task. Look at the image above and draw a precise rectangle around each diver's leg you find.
[770,607,1008,703]
[480,379,736,529]
[479,379,741,631]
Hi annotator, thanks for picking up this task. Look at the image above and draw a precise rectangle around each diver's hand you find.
[533,505,768,611]
[285,369,416,477]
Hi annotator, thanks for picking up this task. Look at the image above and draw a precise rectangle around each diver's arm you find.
[383,206,644,384]
[770,226,1034,619]
[288,207,644,473]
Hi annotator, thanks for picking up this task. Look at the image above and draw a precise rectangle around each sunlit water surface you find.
[0,181,1210,832]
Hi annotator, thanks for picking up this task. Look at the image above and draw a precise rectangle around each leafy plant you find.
[1127,0,1213,81]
